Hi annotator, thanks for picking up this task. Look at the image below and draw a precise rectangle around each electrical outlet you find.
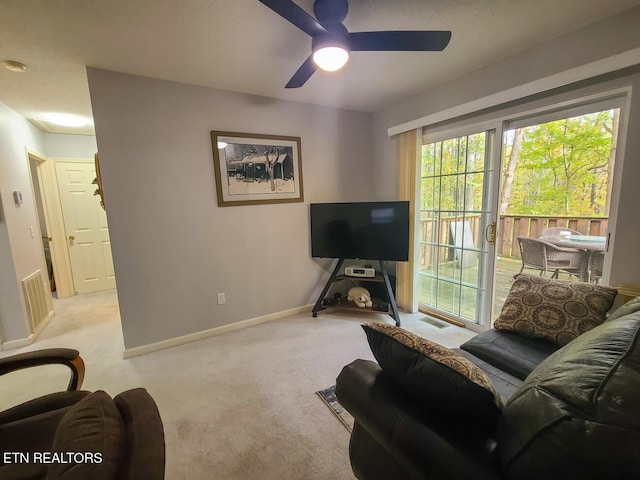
[217,293,226,305]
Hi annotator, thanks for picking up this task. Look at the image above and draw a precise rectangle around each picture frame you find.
[210,131,304,207]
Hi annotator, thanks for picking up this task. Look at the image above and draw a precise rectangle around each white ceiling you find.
[1,0,639,135]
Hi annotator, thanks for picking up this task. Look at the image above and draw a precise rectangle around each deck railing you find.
[498,215,608,258]
[418,214,608,267]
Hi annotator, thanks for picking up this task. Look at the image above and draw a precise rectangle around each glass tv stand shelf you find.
[311,258,400,326]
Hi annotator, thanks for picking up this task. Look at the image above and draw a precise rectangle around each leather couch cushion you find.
[494,274,617,346]
[606,295,640,322]
[497,312,640,480]
[48,390,125,480]
[455,349,523,399]
[362,322,504,430]
[459,329,559,380]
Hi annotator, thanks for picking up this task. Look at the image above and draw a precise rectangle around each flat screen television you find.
[310,201,410,261]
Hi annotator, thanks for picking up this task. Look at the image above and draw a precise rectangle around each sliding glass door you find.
[418,128,499,328]
[415,95,625,329]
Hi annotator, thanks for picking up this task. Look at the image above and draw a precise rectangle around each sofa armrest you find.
[0,349,85,391]
[114,388,165,480]
[336,359,501,480]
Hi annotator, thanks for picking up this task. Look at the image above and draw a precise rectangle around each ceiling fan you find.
[258,0,452,88]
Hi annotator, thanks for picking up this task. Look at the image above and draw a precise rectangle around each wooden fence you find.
[418,215,608,267]
[497,215,608,258]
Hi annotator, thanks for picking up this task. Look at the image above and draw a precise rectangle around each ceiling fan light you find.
[313,46,349,72]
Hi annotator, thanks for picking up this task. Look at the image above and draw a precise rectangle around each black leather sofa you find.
[336,297,640,480]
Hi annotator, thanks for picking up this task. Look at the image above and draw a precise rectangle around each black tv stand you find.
[312,258,401,326]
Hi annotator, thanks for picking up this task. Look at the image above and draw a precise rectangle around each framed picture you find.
[210,131,304,207]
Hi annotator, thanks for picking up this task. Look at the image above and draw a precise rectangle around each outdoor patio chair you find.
[540,227,581,238]
[589,251,605,284]
[517,236,584,279]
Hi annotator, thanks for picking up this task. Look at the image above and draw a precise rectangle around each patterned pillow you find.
[362,322,504,429]
[494,274,617,346]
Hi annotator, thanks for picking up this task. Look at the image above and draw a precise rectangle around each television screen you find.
[310,201,410,261]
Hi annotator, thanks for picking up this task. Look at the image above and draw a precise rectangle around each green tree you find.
[503,110,614,216]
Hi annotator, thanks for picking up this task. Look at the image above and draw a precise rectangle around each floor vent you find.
[22,270,52,331]
[421,316,450,329]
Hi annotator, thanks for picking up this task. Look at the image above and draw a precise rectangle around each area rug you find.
[317,385,354,432]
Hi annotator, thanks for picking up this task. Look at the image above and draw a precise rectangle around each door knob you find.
[69,235,75,242]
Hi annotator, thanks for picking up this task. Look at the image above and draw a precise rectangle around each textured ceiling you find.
[1,0,639,135]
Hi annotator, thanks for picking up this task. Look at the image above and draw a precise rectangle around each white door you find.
[55,161,116,294]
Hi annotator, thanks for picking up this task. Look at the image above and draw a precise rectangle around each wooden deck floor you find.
[418,256,575,325]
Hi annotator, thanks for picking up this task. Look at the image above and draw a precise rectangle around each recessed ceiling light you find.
[41,113,91,127]
[2,60,27,72]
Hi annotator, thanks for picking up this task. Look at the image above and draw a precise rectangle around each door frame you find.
[26,149,75,298]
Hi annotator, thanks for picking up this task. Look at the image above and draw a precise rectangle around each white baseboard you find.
[0,311,54,351]
[2,337,31,350]
[123,304,314,359]
[2,310,55,350]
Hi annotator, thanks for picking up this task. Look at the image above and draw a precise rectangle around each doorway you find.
[27,152,116,301]
[54,160,116,294]
[28,155,55,296]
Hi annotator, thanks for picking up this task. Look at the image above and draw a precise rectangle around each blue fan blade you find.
[259,0,325,37]
[285,56,316,88]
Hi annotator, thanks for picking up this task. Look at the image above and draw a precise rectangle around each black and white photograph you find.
[211,131,303,206]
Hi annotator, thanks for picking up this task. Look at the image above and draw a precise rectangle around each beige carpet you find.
[0,290,475,479]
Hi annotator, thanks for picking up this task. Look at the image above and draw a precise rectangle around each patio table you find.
[544,235,606,282]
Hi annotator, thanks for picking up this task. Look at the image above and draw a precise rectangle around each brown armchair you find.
[517,236,584,279]
[0,348,86,391]
[0,348,165,480]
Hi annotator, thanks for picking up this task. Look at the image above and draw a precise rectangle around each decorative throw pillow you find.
[48,390,125,480]
[362,322,504,428]
[494,274,617,346]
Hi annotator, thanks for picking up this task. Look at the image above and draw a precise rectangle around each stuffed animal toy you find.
[347,286,373,308]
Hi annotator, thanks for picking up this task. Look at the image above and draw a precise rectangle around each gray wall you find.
[87,69,374,349]
[372,6,640,288]
[0,102,47,343]
[44,133,97,158]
